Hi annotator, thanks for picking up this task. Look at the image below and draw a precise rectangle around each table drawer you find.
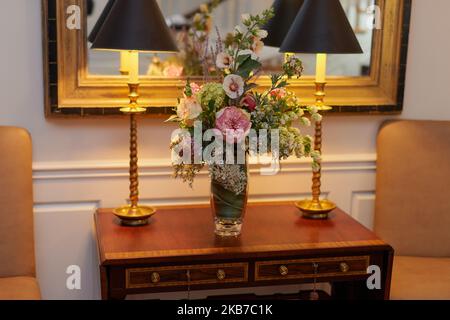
[255,256,370,282]
[126,263,248,289]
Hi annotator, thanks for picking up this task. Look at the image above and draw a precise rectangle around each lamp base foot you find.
[113,205,157,226]
[295,199,337,220]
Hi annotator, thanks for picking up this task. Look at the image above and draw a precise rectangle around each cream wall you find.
[0,0,449,299]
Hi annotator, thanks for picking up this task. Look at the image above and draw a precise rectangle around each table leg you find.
[100,266,110,300]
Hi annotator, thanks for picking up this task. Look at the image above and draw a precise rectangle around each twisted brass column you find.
[113,83,156,226]
[129,113,139,209]
[311,120,323,204]
[296,82,337,219]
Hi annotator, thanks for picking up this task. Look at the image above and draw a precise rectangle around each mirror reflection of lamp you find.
[89,0,178,226]
[87,0,95,16]
[262,0,304,63]
[280,0,363,219]
[87,0,129,75]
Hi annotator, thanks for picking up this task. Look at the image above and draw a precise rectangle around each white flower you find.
[177,97,202,126]
[241,13,251,22]
[251,37,264,55]
[311,113,323,123]
[238,49,259,61]
[257,29,268,39]
[234,25,244,34]
[223,74,245,99]
[309,105,319,114]
[311,151,322,162]
[200,4,209,13]
[300,117,311,127]
[193,13,202,24]
[216,52,233,69]
[312,162,321,173]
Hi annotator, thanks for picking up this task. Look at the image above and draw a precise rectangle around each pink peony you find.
[240,94,257,112]
[215,106,252,144]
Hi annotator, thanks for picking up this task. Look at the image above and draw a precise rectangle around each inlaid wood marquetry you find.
[255,256,370,282]
[126,263,248,289]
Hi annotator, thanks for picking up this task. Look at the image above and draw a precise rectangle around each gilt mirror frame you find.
[42,0,411,117]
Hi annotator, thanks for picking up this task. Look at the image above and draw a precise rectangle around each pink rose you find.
[270,88,287,99]
[184,82,202,98]
[190,82,202,95]
[240,94,257,112]
[215,106,252,144]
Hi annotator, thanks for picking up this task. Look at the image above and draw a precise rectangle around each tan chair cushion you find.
[375,121,450,257]
[391,256,450,300]
[0,277,41,300]
[0,127,35,277]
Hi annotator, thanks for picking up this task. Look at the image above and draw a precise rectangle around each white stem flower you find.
[223,74,245,99]
[257,29,268,39]
[238,49,259,61]
[216,52,233,69]
[311,113,323,123]
[241,13,251,22]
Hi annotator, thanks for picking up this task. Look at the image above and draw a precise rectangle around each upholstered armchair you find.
[375,121,450,300]
[0,127,40,300]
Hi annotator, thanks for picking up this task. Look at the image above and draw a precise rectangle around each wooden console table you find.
[95,203,393,300]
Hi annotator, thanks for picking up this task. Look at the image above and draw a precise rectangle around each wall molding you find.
[33,154,377,181]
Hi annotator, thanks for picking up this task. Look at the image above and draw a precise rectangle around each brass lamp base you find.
[113,205,157,226]
[295,200,337,220]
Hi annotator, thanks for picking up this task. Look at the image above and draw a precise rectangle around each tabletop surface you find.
[95,203,388,264]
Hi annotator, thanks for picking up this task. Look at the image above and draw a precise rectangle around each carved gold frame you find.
[42,0,411,117]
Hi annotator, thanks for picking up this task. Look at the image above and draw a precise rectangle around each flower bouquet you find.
[169,9,321,236]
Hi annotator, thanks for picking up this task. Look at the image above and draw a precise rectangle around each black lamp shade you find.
[91,0,178,52]
[88,0,116,43]
[280,0,363,54]
[263,0,304,48]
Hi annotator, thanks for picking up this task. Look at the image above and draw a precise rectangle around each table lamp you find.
[263,0,304,48]
[280,0,363,219]
[90,0,178,226]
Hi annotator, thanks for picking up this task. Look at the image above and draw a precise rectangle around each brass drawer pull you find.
[217,269,226,281]
[279,265,289,276]
[340,262,350,273]
[151,272,160,283]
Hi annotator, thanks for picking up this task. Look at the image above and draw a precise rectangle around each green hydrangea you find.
[198,83,226,110]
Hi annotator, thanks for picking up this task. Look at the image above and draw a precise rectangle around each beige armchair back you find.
[0,127,36,277]
[374,121,450,258]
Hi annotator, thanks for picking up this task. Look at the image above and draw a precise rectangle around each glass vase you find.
[210,162,249,237]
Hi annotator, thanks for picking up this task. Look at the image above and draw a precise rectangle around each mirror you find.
[42,0,411,116]
[87,0,375,78]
